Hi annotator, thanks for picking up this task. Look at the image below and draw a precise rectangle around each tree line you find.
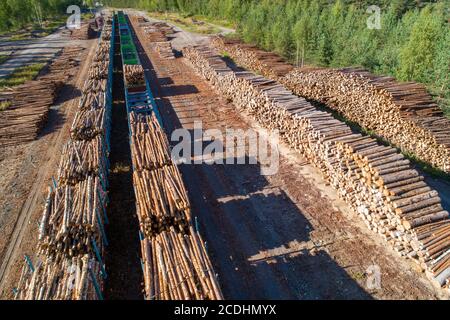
[0,0,83,32]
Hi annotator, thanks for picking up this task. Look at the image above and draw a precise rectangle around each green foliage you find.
[0,100,12,111]
[103,0,449,114]
[398,5,444,83]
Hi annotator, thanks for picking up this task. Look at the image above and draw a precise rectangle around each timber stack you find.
[184,45,450,292]
[0,47,85,148]
[212,36,450,173]
[14,17,114,300]
[128,112,223,299]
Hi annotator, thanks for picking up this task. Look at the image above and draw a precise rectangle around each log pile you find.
[0,47,85,148]
[128,112,223,299]
[133,168,191,237]
[37,178,107,258]
[155,42,175,60]
[70,107,107,141]
[211,36,450,173]
[124,64,145,87]
[184,45,450,292]
[130,111,172,170]
[71,34,112,142]
[14,253,104,300]
[57,136,108,185]
[14,18,114,300]
[71,22,97,40]
[141,227,223,299]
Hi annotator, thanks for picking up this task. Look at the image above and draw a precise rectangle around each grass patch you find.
[0,63,46,88]
[148,11,223,35]
[0,100,12,111]
[81,12,95,21]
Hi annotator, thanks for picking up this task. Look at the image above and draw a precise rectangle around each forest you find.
[103,0,449,113]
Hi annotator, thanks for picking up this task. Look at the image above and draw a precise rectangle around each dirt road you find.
[129,15,447,299]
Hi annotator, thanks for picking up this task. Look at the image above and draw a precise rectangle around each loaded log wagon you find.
[116,11,223,300]
[14,16,115,300]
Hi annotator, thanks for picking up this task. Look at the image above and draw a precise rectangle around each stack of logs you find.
[124,64,145,87]
[212,36,450,173]
[70,21,97,40]
[135,17,175,60]
[14,18,114,300]
[184,45,450,291]
[128,111,223,299]
[0,47,85,148]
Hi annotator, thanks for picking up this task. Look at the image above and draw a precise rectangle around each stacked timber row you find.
[133,16,175,60]
[184,45,450,291]
[212,36,450,173]
[13,17,114,300]
[0,47,85,148]
[128,112,222,300]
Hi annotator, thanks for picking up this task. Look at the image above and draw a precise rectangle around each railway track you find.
[0,37,99,292]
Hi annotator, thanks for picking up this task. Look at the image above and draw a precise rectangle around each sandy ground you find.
[128,14,449,299]
[0,38,97,298]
